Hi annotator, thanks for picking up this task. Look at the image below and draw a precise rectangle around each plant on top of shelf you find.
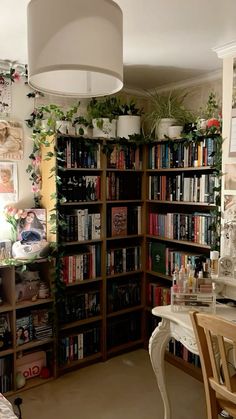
[197,91,221,132]
[117,99,143,116]
[72,115,92,136]
[87,96,120,138]
[145,90,195,139]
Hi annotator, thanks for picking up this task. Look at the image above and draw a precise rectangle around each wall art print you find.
[0,120,23,160]
[0,162,18,203]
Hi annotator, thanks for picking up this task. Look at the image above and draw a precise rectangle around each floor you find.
[9,349,207,419]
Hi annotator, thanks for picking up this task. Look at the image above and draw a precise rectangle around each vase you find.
[117,115,141,139]
[16,371,26,389]
[156,118,176,139]
[92,118,116,139]
[168,125,183,139]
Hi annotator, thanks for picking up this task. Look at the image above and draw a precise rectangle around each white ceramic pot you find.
[75,124,91,137]
[117,115,141,139]
[168,125,183,139]
[92,118,116,138]
[56,120,75,135]
[156,118,176,139]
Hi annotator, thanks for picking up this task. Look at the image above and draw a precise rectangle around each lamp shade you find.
[27,0,123,97]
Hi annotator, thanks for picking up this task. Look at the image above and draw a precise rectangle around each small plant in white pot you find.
[146,90,194,139]
[87,97,118,138]
[73,116,92,137]
[117,99,143,139]
[55,103,79,135]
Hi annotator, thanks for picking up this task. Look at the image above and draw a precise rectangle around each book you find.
[111,206,127,237]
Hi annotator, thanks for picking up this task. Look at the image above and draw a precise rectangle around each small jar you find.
[210,251,219,279]
[38,282,50,299]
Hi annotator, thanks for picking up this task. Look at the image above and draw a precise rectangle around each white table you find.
[149,304,236,419]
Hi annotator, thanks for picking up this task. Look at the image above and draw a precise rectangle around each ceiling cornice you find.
[213,41,236,58]
[124,69,222,97]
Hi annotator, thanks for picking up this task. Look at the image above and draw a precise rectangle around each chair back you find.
[190,311,236,419]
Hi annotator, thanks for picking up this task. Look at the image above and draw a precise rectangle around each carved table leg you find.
[149,319,172,419]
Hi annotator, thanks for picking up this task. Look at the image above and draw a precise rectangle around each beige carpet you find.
[9,349,206,419]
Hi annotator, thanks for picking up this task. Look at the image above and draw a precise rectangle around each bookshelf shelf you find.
[60,201,103,206]
[146,200,215,207]
[0,348,14,357]
[59,315,103,331]
[107,339,144,356]
[0,303,13,313]
[16,298,54,310]
[62,239,102,246]
[146,270,172,282]
[15,338,54,352]
[146,235,211,249]
[58,352,103,374]
[106,199,144,204]
[106,270,143,280]
[65,277,102,287]
[107,234,144,241]
[165,352,202,382]
[146,166,213,173]
[107,305,144,318]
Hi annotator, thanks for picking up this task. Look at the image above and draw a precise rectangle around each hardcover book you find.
[111,206,127,237]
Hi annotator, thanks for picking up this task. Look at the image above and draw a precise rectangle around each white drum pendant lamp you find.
[27,0,123,97]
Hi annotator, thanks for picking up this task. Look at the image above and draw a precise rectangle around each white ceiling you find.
[1,0,236,91]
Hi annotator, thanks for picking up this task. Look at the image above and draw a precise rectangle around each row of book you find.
[106,171,142,201]
[60,175,101,203]
[0,357,12,393]
[107,206,142,237]
[168,338,201,368]
[107,313,141,349]
[58,291,100,324]
[107,279,141,313]
[59,210,101,242]
[61,245,101,283]
[16,309,53,346]
[107,145,142,170]
[106,245,141,275]
[147,242,204,276]
[59,326,100,366]
[148,212,215,245]
[148,138,216,169]
[60,137,101,169]
[147,283,171,307]
[148,173,218,203]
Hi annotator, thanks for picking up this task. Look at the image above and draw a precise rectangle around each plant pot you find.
[168,125,183,139]
[56,120,75,135]
[117,115,141,139]
[75,124,91,137]
[156,118,176,140]
[92,118,116,139]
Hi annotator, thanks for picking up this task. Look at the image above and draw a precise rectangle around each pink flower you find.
[206,118,220,128]
[13,72,20,81]
[32,184,40,193]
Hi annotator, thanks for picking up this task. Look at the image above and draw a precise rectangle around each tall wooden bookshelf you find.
[40,135,146,375]
[145,137,220,378]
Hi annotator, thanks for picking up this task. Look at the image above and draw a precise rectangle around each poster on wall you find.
[0,120,23,160]
[16,209,46,241]
[224,163,236,190]
[0,77,11,115]
[0,162,18,203]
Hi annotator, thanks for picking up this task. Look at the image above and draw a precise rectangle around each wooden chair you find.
[190,311,236,419]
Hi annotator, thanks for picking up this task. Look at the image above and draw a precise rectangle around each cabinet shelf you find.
[107,339,144,356]
[146,166,213,173]
[146,200,215,207]
[58,352,103,374]
[107,234,144,241]
[59,315,102,331]
[16,338,54,352]
[16,298,54,310]
[0,303,13,313]
[107,305,144,318]
[65,277,102,287]
[106,270,143,280]
[146,235,211,249]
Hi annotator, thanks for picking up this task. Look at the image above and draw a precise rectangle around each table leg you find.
[149,319,172,419]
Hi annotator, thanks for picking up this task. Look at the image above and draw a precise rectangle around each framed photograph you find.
[16,208,47,242]
[224,163,236,191]
[0,120,23,160]
[0,162,18,203]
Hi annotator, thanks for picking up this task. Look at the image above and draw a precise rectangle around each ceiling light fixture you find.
[27,0,123,97]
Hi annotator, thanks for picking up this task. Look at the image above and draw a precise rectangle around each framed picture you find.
[16,208,46,242]
[224,163,236,191]
[0,120,23,160]
[0,162,18,203]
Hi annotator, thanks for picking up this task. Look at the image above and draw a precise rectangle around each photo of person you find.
[0,162,18,203]
[17,208,46,242]
[224,164,236,190]
[0,120,23,160]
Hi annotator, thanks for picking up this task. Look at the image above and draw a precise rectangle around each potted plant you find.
[117,99,143,139]
[146,90,194,139]
[55,103,79,135]
[197,92,221,131]
[87,97,119,138]
[73,116,92,137]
